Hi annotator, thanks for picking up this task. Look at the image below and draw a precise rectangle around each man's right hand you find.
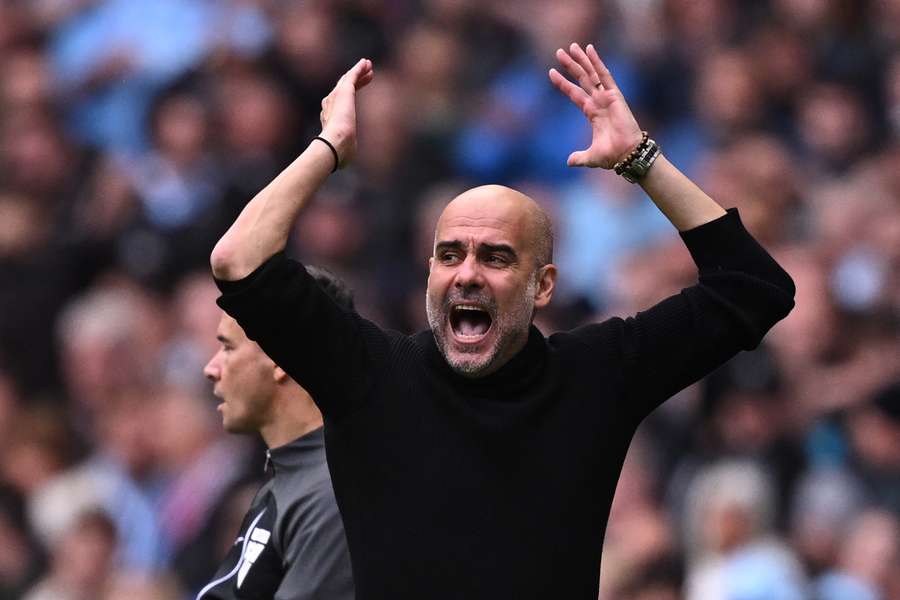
[211,58,375,281]
[319,59,374,169]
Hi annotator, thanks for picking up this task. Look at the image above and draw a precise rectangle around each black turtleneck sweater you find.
[215,208,795,600]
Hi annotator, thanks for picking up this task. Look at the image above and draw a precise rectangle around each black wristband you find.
[313,136,340,173]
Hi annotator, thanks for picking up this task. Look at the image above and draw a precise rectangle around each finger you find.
[569,43,600,88]
[356,68,374,90]
[548,68,589,107]
[346,58,372,88]
[586,44,616,89]
[555,48,594,92]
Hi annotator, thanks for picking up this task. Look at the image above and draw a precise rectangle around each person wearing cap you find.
[209,44,795,599]
[197,267,354,600]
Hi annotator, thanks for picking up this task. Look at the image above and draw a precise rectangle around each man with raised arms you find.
[209,44,795,599]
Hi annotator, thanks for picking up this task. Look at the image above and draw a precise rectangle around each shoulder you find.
[271,463,345,556]
[274,461,341,524]
[548,317,628,354]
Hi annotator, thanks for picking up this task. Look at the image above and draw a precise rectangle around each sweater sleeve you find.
[612,208,795,423]
[214,252,388,421]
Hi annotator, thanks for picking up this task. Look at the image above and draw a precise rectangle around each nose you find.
[203,357,219,382]
[454,254,484,292]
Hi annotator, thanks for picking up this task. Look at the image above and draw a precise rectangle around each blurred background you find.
[0,0,899,598]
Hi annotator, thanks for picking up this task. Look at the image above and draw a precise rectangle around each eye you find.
[485,254,509,266]
[439,251,462,265]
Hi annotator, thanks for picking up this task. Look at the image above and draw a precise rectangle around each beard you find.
[426,274,537,377]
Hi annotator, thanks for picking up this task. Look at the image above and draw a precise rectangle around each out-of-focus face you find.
[694,50,761,132]
[203,315,276,433]
[840,510,900,587]
[155,94,207,165]
[798,84,867,163]
[704,503,752,553]
[55,514,116,593]
[219,76,289,155]
[425,186,554,377]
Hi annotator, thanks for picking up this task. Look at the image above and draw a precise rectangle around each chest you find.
[199,491,285,600]
[328,368,635,518]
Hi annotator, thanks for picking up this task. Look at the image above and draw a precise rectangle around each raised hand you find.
[320,58,374,168]
[549,43,643,169]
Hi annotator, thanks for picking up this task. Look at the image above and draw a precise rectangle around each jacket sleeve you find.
[604,208,795,424]
[215,252,389,421]
[274,479,354,600]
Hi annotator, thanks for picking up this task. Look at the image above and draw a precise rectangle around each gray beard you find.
[426,275,537,377]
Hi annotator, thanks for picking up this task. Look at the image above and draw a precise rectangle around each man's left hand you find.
[549,43,643,169]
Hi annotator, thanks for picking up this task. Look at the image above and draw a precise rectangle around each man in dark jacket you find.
[198,267,355,600]
[208,44,795,599]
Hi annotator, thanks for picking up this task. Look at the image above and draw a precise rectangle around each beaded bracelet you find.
[613,131,661,183]
[613,131,649,176]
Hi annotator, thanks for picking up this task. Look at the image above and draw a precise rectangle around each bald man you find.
[210,46,794,600]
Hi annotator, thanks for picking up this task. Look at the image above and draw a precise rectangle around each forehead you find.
[217,314,248,342]
[435,195,533,248]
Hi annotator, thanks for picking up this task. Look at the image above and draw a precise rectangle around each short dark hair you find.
[306,265,355,311]
[532,207,554,268]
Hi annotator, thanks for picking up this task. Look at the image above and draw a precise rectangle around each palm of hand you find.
[549,44,643,169]
[582,91,643,169]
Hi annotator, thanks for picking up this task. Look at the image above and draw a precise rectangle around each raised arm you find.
[548,43,725,230]
[210,59,374,281]
[550,43,795,423]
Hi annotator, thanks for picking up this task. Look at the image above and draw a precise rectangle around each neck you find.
[259,386,323,448]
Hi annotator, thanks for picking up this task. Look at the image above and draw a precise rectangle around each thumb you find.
[567,150,590,167]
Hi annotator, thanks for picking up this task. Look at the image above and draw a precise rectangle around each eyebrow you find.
[435,241,518,259]
[435,240,465,254]
[479,243,517,258]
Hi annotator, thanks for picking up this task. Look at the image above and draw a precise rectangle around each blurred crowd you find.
[1,0,899,598]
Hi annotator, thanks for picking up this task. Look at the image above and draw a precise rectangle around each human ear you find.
[533,264,557,308]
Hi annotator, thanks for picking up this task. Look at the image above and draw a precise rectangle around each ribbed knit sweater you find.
[215,208,795,600]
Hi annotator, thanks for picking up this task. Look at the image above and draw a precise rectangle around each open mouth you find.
[449,304,493,342]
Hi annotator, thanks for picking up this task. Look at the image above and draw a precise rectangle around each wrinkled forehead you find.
[434,193,533,250]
